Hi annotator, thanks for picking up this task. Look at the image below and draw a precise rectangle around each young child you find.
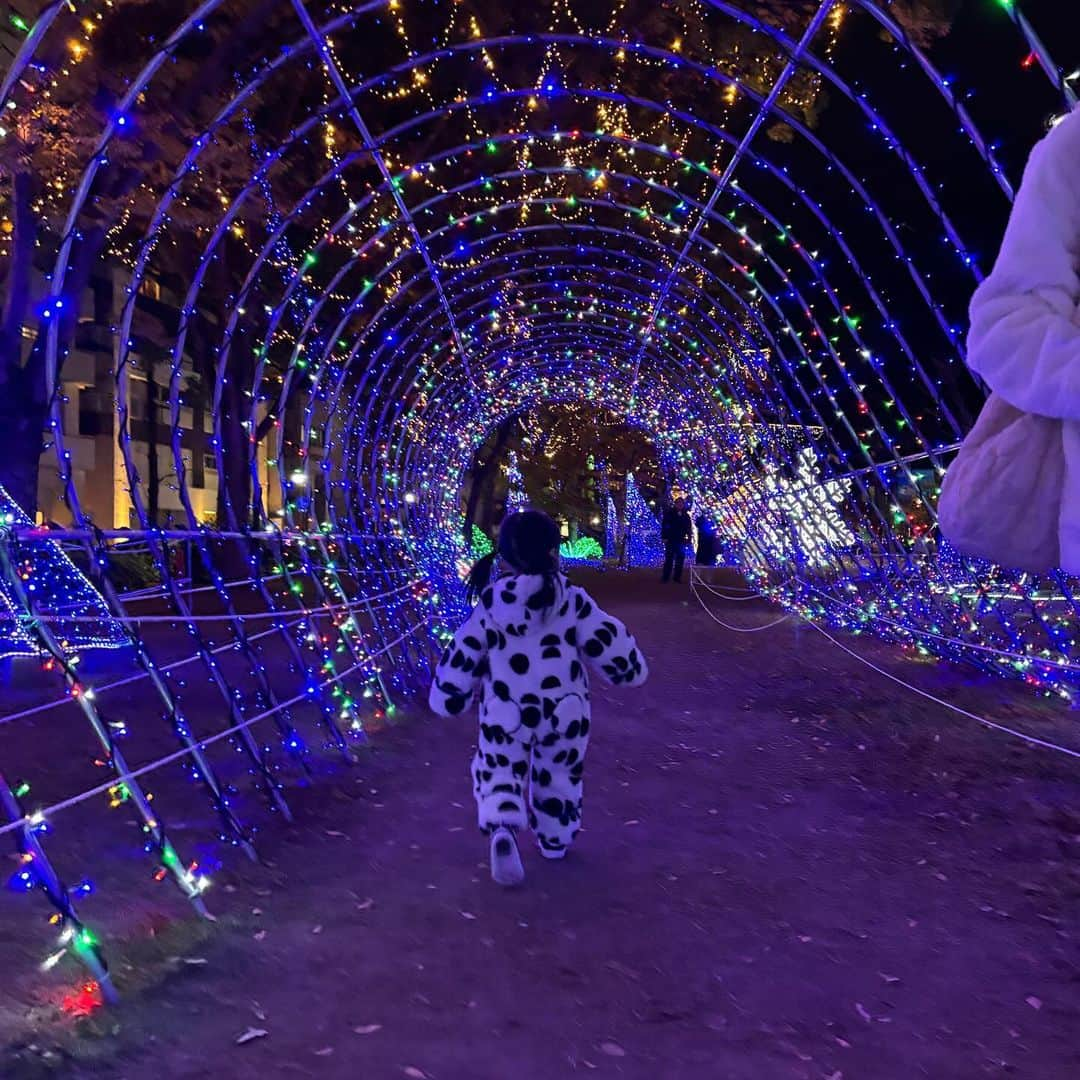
[429,510,648,886]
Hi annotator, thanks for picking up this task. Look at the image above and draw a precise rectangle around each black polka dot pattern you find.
[429,574,648,849]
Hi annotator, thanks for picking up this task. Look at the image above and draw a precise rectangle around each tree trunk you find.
[0,156,139,515]
[0,171,39,512]
[188,255,252,576]
[0,365,48,515]
[210,378,254,578]
[463,413,522,545]
[0,171,34,372]
[199,246,257,534]
[0,231,107,517]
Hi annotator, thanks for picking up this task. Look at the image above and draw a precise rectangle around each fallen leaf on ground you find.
[312,925,323,934]
[254,930,267,942]
[460,911,477,920]
[600,1042,626,1057]
[235,1028,268,1045]
[252,1003,266,1021]
[402,1068,427,1079]
[855,1003,872,1023]
[356,898,374,910]
[778,1039,813,1062]
[1026,996,1042,1010]
[314,1047,333,1056]
[183,957,207,965]
[879,972,900,985]
[353,1024,382,1035]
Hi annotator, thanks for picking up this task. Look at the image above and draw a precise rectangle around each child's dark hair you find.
[464,510,562,607]
[464,552,496,606]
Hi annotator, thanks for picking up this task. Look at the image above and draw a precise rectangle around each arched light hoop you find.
[1,5,1079,972]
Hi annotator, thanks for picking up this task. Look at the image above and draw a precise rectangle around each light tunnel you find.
[0,0,1078,984]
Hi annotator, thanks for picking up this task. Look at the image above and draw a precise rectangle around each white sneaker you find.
[490,827,525,886]
[538,844,567,860]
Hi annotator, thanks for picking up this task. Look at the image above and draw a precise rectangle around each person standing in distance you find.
[695,512,717,566]
[660,496,693,584]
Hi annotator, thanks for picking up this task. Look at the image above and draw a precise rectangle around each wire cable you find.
[688,569,1080,760]
[0,619,426,839]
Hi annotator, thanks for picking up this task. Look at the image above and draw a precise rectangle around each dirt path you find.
[4,570,1080,1079]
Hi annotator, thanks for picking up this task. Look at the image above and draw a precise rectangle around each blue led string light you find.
[1,0,1077,999]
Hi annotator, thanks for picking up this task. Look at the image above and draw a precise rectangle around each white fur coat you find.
[967,105,1080,571]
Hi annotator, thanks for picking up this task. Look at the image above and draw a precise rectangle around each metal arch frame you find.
[247,167,954,622]
[289,0,478,392]
[627,0,838,386]
[320,200,1052,670]
[331,246,906,604]
[33,16,1010,613]
[304,141,967,448]
[76,23,1028,537]
[227,115,972,540]
[190,75,984,544]
[291,173,956,516]
[0,6,1077,997]
[245,105,971,439]
[189,46,993,411]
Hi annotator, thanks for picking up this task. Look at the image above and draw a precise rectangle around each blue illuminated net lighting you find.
[0,0,1077,993]
[0,484,127,660]
[624,474,665,568]
[604,494,621,562]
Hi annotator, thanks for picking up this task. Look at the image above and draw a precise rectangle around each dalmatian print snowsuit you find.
[429,573,647,854]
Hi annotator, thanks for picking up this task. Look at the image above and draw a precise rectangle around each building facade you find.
[29,265,288,530]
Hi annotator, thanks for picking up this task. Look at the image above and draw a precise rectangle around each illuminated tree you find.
[624,473,665,567]
[505,451,528,513]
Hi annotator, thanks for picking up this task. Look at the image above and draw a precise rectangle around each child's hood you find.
[482,573,569,637]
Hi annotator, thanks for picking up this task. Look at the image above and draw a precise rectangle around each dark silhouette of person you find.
[695,513,717,566]
[660,497,692,583]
